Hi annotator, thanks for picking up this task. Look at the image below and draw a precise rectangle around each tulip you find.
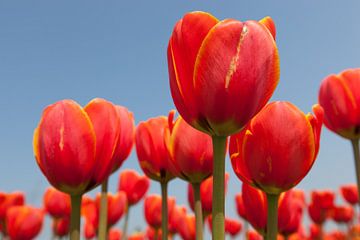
[331,205,354,224]
[34,98,121,240]
[81,197,98,239]
[311,190,335,211]
[98,105,135,240]
[167,10,280,239]
[0,191,25,236]
[136,114,177,239]
[118,169,149,239]
[230,102,323,239]
[177,214,196,240]
[43,187,71,219]
[319,68,360,206]
[108,228,122,240]
[6,206,44,240]
[146,227,162,240]
[340,184,359,205]
[52,217,70,238]
[144,194,175,231]
[309,223,322,240]
[128,231,146,240]
[225,218,242,237]
[168,205,187,236]
[247,230,264,240]
[95,191,127,228]
[164,114,214,240]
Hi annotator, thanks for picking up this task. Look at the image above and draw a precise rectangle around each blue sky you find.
[1,0,360,238]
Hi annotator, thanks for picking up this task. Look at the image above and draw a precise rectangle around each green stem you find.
[211,136,227,240]
[98,179,108,240]
[192,182,203,240]
[122,206,130,240]
[70,194,82,240]
[161,181,168,240]
[266,193,279,240]
[351,139,360,206]
[154,228,159,240]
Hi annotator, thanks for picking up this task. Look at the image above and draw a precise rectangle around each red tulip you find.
[324,230,347,240]
[95,191,127,227]
[235,193,247,220]
[340,184,359,205]
[311,190,335,211]
[247,230,263,240]
[52,217,70,237]
[144,194,176,229]
[108,228,122,240]
[167,11,279,136]
[165,114,213,183]
[43,187,71,218]
[135,115,177,182]
[111,106,135,172]
[33,98,121,195]
[331,205,354,224]
[177,214,196,240]
[308,203,327,225]
[0,191,25,223]
[230,102,323,194]
[146,227,162,240]
[278,190,303,237]
[169,205,187,235]
[319,68,360,140]
[188,173,230,215]
[118,169,150,206]
[81,196,98,238]
[309,223,322,240]
[6,206,44,240]
[225,218,242,237]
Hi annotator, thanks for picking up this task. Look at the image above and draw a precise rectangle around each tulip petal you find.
[194,19,279,135]
[84,98,121,189]
[259,16,276,39]
[36,100,96,194]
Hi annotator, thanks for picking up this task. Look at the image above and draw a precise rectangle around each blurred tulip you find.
[309,223,322,240]
[235,193,247,220]
[319,68,360,140]
[324,230,346,240]
[52,217,70,237]
[6,206,44,240]
[118,169,149,206]
[144,194,176,230]
[108,228,122,240]
[111,106,135,172]
[146,226,162,240]
[188,173,230,216]
[278,190,303,237]
[177,214,196,240]
[340,184,359,205]
[331,205,354,224]
[247,230,264,240]
[230,102,323,195]
[311,190,335,210]
[167,12,279,136]
[169,205,187,235]
[95,191,127,227]
[225,218,242,237]
[308,203,327,225]
[43,187,71,218]
[81,197,97,239]
[0,191,25,224]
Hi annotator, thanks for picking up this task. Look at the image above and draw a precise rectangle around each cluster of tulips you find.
[1,10,360,240]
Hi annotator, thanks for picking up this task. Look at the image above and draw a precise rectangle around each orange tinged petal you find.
[259,16,276,39]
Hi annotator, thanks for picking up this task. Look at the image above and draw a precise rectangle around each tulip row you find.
[1,177,360,239]
[6,8,360,240]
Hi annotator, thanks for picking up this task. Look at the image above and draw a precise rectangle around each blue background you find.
[1,1,360,238]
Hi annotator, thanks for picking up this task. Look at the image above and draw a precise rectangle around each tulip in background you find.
[319,68,360,205]
[340,184,359,206]
[0,191,25,237]
[135,115,177,239]
[118,169,150,238]
[6,205,44,240]
[43,187,71,219]
[52,217,70,238]
[34,98,124,240]
[230,101,323,239]
[165,113,214,239]
[167,10,280,239]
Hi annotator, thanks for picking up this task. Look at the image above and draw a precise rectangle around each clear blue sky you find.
[1,1,360,238]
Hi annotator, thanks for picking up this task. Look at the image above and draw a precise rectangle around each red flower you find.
[319,68,360,140]
[6,206,44,240]
[225,218,242,237]
[187,173,230,216]
[177,214,196,240]
[118,169,150,206]
[108,228,123,240]
[111,105,135,172]
[52,217,69,237]
[144,194,176,229]
[34,98,121,195]
[128,231,146,240]
[0,191,25,223]
[135,115,177,182]
[340,184,358,205]
[165,114,214,183]
[247,230,263,240]
[331,205,354,224]
[235,193,247,220]
[95,191,127,227]
[311,190,335,210]
[167,11,279,136]
[43,187,71,218]
[230,102,323,194]
[278,190,303,237]
[169,205,187,235]
[146,227,162,240]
